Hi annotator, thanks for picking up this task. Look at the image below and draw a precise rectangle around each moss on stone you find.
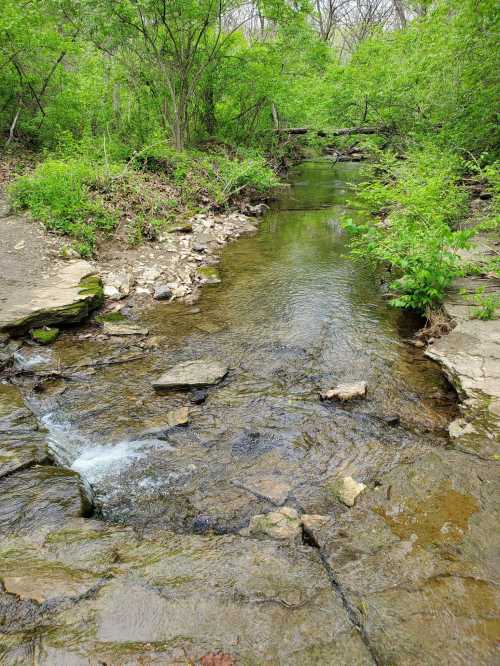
[31,327,59,344]
[197,266,221,284]
[79,275,104,308]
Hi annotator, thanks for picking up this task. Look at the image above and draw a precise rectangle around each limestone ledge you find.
[0,261,103,334]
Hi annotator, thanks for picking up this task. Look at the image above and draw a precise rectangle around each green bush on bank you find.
[9,158,118,257]
[343,147,473,310]
[9,143,279,257]
[137,144,280,206]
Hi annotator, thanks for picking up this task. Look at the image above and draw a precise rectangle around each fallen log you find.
[275,125,388,136]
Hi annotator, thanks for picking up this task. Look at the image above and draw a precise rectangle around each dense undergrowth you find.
[335,0,500,312]
[9,143,279,256]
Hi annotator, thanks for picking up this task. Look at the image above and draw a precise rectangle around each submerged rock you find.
[6,532,371,664]
[197,266,221,285]
[239,477,291,505]
[328,475,366,507]
[153,358,228,391]
[141,407,190,438]
[103,322,149,336]
[320,381,367,401]
[190,389,208,404]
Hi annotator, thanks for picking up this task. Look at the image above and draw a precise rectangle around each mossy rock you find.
[31,327,59,345]
[79,275,104,309]
[0,262,104,334]
[197,266,221,284]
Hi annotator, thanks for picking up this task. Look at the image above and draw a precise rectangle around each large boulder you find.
[0,466,92,534]
[0,261,103,334]
[153,358,228,391]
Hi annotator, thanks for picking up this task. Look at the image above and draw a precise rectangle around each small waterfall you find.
[13,350,52,370]
[42,413,171,484]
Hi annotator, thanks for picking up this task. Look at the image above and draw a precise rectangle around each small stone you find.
[329,476,366,507]
[31,327,59,345]
[141,266,162,284]
[139,407,190,439]
[166,222,193,234]
[103,322,149,336]
[247,506,301,541]
[383,415,400,426]
[103,285,121,299]
[448,418,476,439]
[413,339,425,348]
[103,271,134,300]
[166,406,189,427]
[320,381,367,401]
[142,335,163,349]
[190,389,208,404]
[153,284,172,301]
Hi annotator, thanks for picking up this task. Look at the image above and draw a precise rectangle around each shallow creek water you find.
[20,160,456,532]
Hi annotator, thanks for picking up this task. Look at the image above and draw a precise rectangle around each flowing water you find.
[21,160,457,532]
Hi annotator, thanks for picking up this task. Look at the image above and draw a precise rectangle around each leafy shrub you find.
[9,158,117,256]
[137,144,279,207]
[343,146,472,310]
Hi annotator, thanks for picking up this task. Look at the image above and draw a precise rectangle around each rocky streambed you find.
[0,161,498,665]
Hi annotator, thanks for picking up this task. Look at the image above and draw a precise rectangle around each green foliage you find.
[343,147,472,310]
[9,159,117,256]
[461,288,500,320]
[8,142,279,254]
[30,326,59,344]
[137,144,280,207]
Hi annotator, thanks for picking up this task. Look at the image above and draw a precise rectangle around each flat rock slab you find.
[310,449,500,665]
[6,531,372,665]
[426,274,500,458]
[153,358,228,391]
[0,259,103,334]
[103,321,149,336]
[0,384,49,478]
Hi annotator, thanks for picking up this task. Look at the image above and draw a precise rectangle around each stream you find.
[20,160,456,532]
